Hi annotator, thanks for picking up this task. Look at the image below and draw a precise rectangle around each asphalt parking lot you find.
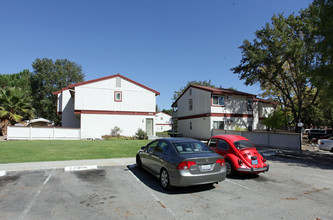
[0,153,332,220]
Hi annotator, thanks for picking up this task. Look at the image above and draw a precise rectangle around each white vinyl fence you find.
[211,130,301,152]
[7,126,80,140]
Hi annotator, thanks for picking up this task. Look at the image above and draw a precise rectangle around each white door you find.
[146,118,154,136]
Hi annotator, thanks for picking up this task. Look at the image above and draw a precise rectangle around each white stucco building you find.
[172,85,278,139]
[155,112,173,132]
[53,74,160,139]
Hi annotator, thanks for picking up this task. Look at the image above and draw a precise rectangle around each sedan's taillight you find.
[216,159,225,166]
[177,161,196,170]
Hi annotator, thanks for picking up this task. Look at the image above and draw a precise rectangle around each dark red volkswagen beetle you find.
[207,135,269,176]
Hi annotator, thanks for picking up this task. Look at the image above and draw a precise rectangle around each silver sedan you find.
[136,138,226,190]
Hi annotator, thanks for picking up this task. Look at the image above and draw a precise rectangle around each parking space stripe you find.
[19,169,54,220]
[128,165,176,218]
[225,179,256,192]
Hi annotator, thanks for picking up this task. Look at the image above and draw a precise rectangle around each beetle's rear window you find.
[173,142,212,154]
[234,140,255,149]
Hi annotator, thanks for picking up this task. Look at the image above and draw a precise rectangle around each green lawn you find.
[0,140,150,164]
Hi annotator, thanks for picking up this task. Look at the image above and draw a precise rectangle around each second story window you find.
[212,95,225,106]
[247,98,253,110]
[115,91,122,102]
[189,99,193,111]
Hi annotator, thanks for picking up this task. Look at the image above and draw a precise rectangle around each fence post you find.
[29,126,32,140]
[53,127,55,140]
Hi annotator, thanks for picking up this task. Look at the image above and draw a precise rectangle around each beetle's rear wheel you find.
[226,160,235,177]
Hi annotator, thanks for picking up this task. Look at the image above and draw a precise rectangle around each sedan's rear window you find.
[234,140,255,149]
[173,141,212,154]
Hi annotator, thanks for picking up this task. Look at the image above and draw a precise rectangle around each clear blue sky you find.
[0,0,312,110]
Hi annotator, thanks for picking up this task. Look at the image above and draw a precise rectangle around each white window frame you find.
[213,121,224,130]
[212,95,225,106]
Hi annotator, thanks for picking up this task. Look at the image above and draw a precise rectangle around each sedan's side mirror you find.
[141,146,146,150]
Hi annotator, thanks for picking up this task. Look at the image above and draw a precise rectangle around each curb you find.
[0,171,6,176]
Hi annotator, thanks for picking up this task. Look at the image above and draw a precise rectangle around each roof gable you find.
[53,74,160,96]
[172,84,256,107]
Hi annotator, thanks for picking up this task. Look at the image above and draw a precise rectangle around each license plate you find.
[201,164,212,171]
[252,160,258,165]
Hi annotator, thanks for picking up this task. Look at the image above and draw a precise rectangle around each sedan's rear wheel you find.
[136,155,142,169]
[160,169,171,190]
[226,160,235,177]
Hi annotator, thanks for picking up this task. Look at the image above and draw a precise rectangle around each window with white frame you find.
[212,95,225,106]
[189,99,193,111]
[247,98,253,110]
[213,121,224,130]
[115,91,122,102]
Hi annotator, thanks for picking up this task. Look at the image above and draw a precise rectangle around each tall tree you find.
[31,58,85,125]
[0,87,35,136]
[173,80,216,100]
[302,0,333,128]
[303,0,333,98]
[0,70,33,94]
[231,13,319,130]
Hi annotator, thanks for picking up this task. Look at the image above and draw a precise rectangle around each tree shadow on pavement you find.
[264,150,333,170]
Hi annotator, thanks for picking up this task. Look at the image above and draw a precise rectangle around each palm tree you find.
[0,87,35,136]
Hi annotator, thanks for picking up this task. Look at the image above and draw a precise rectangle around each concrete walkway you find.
[0,158,136,172]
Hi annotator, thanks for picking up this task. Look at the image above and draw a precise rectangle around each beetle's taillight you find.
[262,158,267,162]
[216,159,225,166]
[238,159,243,166]
[177,161,196,170]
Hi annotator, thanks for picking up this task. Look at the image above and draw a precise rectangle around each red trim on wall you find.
[114,91,122,102]
[176,113,253,120]
[53,74,160,96]
[210,113,253,118]
[74,110,156,116]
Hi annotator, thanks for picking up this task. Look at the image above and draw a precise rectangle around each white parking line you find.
[128,165,176,218]
[225,179,256,192]
[19,169,54,220]
[0,171,6,176]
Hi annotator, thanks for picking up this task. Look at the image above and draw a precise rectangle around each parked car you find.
[318,137,333,152]
[136,138,226,189]
[207,135,269,176]
[308,129,333,140]
[310,133,333,143]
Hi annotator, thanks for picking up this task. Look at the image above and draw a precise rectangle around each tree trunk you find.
[0,119,10,137]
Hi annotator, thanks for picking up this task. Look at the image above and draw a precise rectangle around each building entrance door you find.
[146,118,153,136]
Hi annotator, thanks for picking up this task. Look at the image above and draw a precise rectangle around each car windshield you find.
[173,141,212,154]
[234,140,255,149]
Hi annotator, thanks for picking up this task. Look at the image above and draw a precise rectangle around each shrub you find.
[135,128,148,140]
[111,126,122,137]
